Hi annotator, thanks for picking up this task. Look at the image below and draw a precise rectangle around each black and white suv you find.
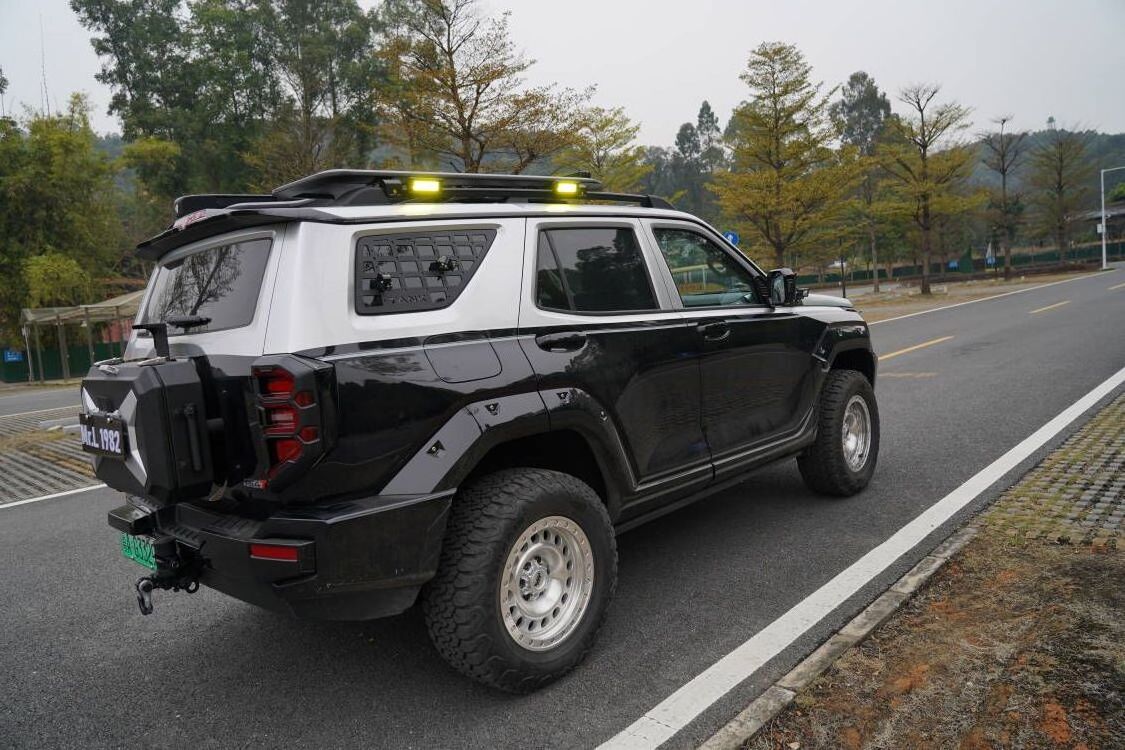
[81,171,879,692]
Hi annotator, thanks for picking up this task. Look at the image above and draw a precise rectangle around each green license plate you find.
[121,533,157,570]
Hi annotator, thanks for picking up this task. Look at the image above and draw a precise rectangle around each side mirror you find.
[766,268,799,306]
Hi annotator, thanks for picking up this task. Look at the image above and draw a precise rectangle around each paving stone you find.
[982,394,1124,547]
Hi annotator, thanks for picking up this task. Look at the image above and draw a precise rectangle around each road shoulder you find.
[703,393,1124,749]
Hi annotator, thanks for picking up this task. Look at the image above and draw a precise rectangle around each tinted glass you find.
[539,228,656,312]
[140,238,272,333]
[536,240,569,310]
[652,228,761,307]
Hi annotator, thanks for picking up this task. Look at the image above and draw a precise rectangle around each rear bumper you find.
[108,491,453,620]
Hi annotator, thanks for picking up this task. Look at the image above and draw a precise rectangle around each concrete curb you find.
[699,525,979,750]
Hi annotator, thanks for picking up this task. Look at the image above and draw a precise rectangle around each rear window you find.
[139,238,272,333]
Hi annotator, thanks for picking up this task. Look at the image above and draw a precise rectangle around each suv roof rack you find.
[172,169,674,217]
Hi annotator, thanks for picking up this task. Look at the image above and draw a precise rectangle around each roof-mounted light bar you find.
[409,177,442,195]
[554,180,581,196]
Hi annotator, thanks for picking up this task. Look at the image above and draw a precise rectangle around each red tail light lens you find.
[249,543,299,561]
[270,438,302,464]
[248,356,334,492]
[256,367,295,397]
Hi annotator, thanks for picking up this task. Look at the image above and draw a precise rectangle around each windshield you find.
[139,238,272,334]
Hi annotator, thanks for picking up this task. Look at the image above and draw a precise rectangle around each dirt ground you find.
[745,396,1124,750]
[848,269,1111,323]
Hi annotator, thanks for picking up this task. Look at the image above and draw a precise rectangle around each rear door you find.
[517,218,711,512]
[642,221,821,482]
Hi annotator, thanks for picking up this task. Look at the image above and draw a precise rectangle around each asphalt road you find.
[2,267,1122,749]
[0,385,79,417]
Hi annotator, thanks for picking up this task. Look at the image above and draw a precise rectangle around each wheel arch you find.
[461,429,622,520]
[829,346,877,386]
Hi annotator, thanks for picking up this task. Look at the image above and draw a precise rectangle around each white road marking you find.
[867,270,1113,326]
[0,405,80,419]
[0,483,106,510]
[1029,300,1071,315]
[600,365,1125,749]
[0,387,78,402]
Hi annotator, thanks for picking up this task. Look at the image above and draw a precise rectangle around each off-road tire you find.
[798,369,879,496]
[422,468,617,693]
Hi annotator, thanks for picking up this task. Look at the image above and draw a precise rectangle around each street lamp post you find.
[1101,166,1125,271]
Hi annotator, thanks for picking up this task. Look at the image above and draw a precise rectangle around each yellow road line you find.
[1029,300,1071,314]
[1109,281,1125,291]
[879,336,954,361]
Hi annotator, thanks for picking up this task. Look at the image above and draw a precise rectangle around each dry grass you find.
[747,543,1123,749]
[745,394,1124,750]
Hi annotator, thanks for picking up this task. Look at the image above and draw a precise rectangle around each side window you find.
[536,227,657,313]
[354,229,496,314]
[652,228,762,307]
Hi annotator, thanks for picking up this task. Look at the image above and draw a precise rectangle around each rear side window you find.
[140,238,272,333]
[355,229,497,314]
[536,228,656,313]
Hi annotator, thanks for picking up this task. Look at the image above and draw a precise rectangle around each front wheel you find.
[798,369,880,496]
[422,468,617,693]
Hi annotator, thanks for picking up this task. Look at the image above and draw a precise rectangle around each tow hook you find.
[134,573,201,616]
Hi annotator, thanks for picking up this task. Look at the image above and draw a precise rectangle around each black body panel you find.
[115,489,452,620]
[518,318,709,484]
[692,310,825,481]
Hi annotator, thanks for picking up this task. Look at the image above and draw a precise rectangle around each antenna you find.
[39,14,50,116]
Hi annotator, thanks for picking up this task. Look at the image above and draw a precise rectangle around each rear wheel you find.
[422,468,616,692]
[798,369,880,496]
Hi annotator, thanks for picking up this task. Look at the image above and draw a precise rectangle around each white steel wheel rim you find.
[842,394,872,472]
[500,515,595,652]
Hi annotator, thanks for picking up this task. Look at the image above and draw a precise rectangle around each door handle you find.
[535,332,588,352]
[696,321,730,342]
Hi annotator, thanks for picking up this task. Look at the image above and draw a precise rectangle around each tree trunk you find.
[1003,239,1012,281]
[869,225,880,293]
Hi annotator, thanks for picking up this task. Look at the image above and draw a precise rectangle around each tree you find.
[696,101,724,171]
[878,84,976,294]
[0,95,120,341]
[1027,122,1092,257]
[713,42,859,269]
[377,0,590,173]
[554,107,652,192]
[244,0,382,187]
[73,0,384,194]
[0,66,9,119]
[831,71,892,290]
[24,254,93,308]
[980,116,1029,279]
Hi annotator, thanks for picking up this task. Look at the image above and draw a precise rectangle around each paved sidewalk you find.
[0,406,93,505]
[743,393,1124,749]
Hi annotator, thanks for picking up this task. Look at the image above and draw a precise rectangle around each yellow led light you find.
[409,178,442,194]
[554,180,580,196]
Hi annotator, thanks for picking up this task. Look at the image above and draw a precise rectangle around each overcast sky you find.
[2,0,1123,146]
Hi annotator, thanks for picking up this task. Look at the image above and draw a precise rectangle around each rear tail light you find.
[249,543,300,561]
[247,356,336,492]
